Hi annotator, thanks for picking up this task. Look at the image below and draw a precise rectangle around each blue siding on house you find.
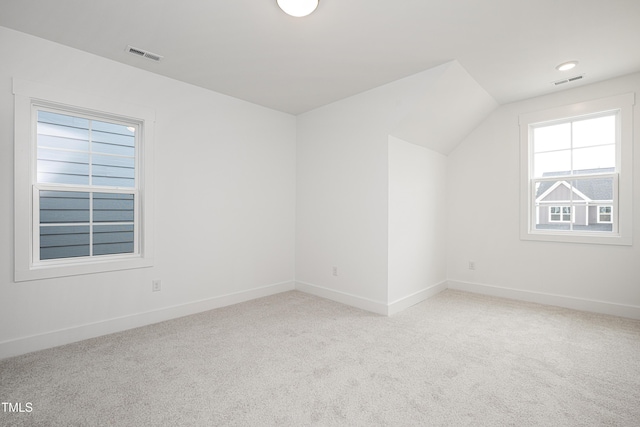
[38,191,135,260]
[37,111,135,188]
[40,225,90,260]
[94,224,134,256]
[93,193,135,223]
[39,191,90,223]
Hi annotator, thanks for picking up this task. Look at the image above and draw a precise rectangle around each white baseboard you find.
[387,281,448,316]
[0,280,295,360]
[295,281,388,315]
[448,280,640,320]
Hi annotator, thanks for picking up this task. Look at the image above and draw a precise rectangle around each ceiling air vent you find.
[553,74,584,86]
[126,45,163,62]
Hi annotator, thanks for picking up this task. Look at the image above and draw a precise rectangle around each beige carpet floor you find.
[1,289,639,426]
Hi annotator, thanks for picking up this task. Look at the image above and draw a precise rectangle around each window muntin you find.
[519,92,634,245]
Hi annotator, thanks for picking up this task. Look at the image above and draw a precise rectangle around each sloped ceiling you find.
[391,61,498,155]
[0,0,639,115]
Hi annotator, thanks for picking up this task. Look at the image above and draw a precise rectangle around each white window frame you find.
[519,93,634,245]
[14,79,155,281]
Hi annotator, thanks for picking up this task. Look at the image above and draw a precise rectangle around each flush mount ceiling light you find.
[277,0,319,17]
[556,61,578,71]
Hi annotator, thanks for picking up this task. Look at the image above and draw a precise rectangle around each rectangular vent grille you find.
[553,74,584,86]
[126,45,163,62]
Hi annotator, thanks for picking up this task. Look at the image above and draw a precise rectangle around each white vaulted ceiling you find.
[1,0,639,115]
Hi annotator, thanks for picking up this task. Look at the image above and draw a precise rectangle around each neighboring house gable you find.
[536,180,591,204]
[534,168,614,230]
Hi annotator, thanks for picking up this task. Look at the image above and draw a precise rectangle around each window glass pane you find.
[37,134,89,152]
[91,141,135,157]
[573,176,614,203]
[93,164,135,183]
[93,193,135,223]
[38,111,89,129]
[533,123,570,153]
[534,150,571,177]
[37,148,90,185]
[535,204,571,230]
[37,111,136,187]
[91,131,135,147]
[572,145,615,173]
[40,191,90,223]
[570,178,613,232]
[37,160,90,185]
[93,224,134,255]
[92,154,135,188]
[91,124,135,158]
[40,225,90,260]
[37,119,89,141]
[37,112,91,185]
[92,176,135,187]
[93,154,135,169]
[573,115,615,148]
[535,180,570,201]
[91,120,135,137]
[91,131,135,153]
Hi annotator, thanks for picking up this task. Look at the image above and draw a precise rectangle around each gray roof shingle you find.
[536,168,614,201]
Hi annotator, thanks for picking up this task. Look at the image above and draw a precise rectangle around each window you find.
[520,93,634,245]
[598,206,613,224]
[549,206,572,223]
[36,110,138,261]
[14,79,155,281]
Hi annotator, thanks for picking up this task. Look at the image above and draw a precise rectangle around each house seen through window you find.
[520,92,634,245]
[531,113,617,233]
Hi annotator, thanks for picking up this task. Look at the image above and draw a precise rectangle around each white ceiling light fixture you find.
[556,61,578,71]
[277,0,319,17]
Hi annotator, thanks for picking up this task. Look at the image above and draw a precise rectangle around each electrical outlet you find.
[332,266,338,276]
[468,261,476,271]
[152,279,162,292]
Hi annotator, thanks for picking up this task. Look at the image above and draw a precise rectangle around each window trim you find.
[519,92,634,245]
[14,79,155,281]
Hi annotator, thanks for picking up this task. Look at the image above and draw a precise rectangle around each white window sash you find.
[32,184,140,266]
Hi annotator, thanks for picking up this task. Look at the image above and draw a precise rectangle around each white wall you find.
[447,72,640,318]
[0,27,296,358]
[388,136,447,312]
[294,86,393,313]
[294,64,453,312]
[295,62,495,314]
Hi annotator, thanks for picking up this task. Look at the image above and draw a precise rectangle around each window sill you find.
[15,255,153,282]
[521,230,632,246]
